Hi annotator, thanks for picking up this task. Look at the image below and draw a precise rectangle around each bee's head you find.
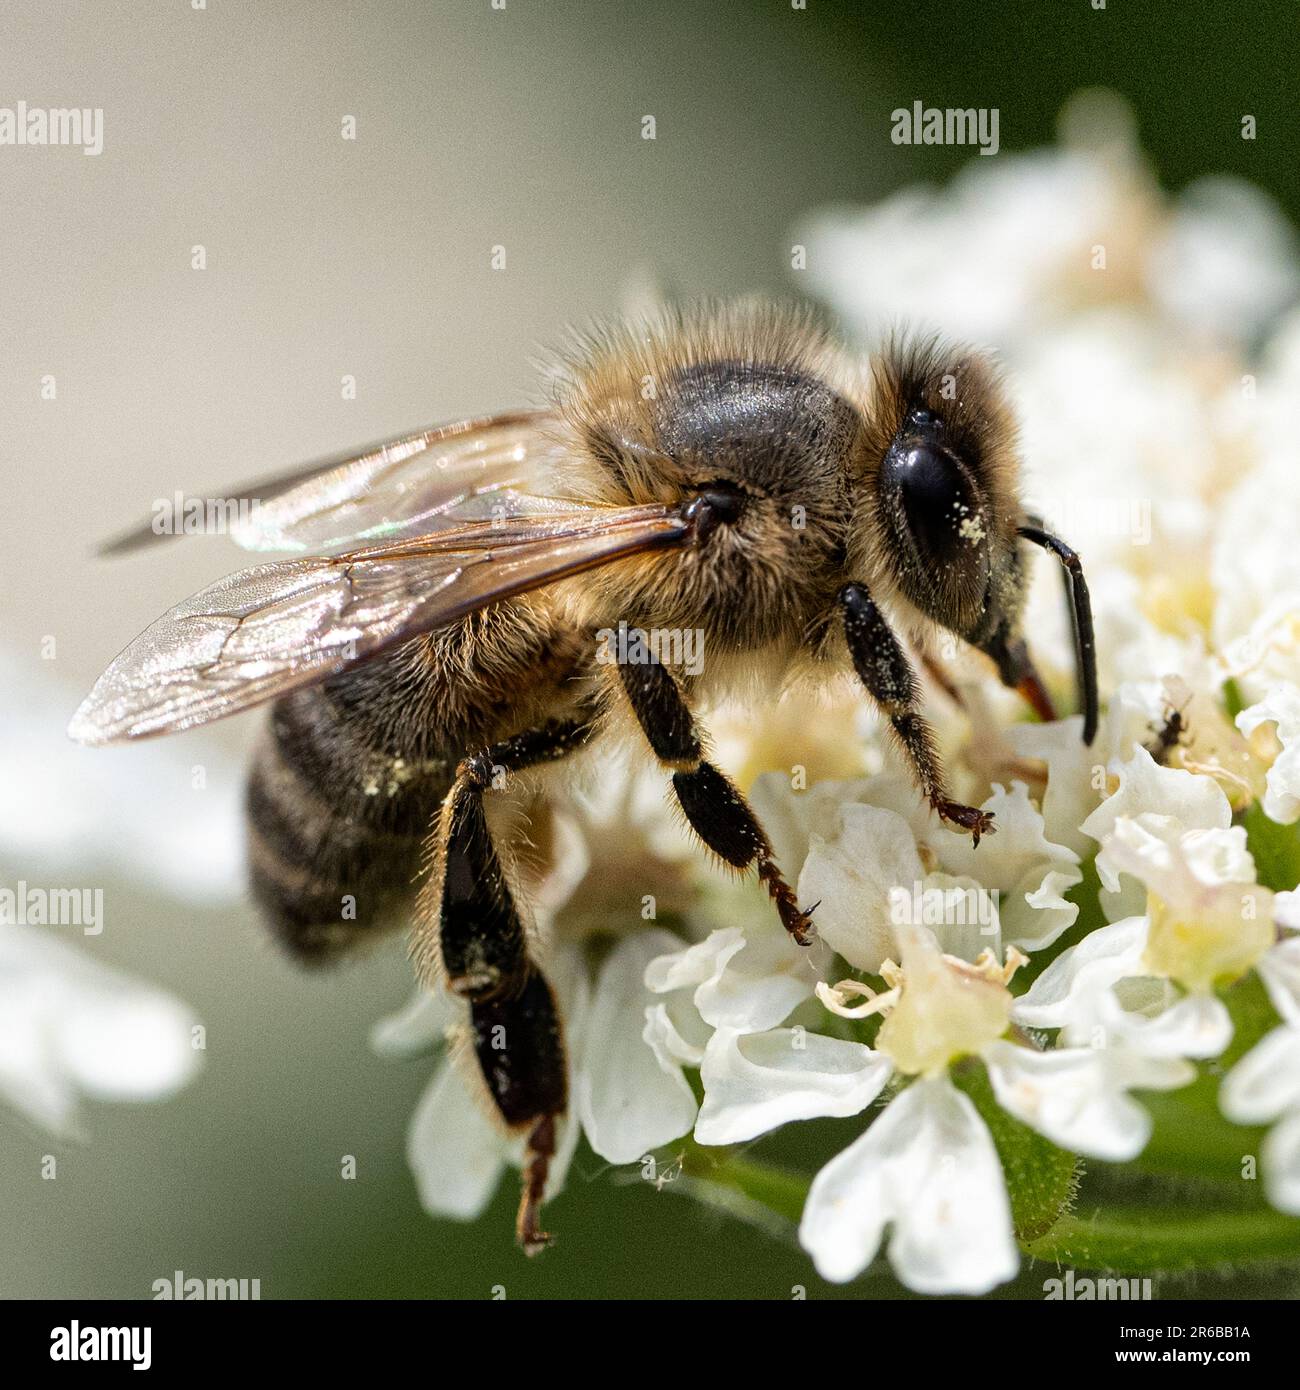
[857,338,1098,742]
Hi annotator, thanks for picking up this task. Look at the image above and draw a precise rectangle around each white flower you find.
[751,771,1080,965]
[1237,684,1300,825]
[0,650,209,1139]
[800,1075,1016,1293]
[383,100,1300,1280]
[1146,176,1300,344]
[1083,743,1228,859]
[936,781,1081,951]
[802,91,1296,356]
[697,1027,889,1143]
[1212,454,1300,700]
[651,912,1185,1291]
[984,1035,1190,1161]
[795,801,926,971]
[0,923,202,1138]
[1220,935,1300,1214]
[1220,1022,1300,1216]
[1017,814,1278,1070]
[577,931,700,1164]
[798,136,1156,350]
[1005,685,1268,933]
[643,918,816,1041]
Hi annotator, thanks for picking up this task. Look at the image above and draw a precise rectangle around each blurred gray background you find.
[1,0,1292,1299]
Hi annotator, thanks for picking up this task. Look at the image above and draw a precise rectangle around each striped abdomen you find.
[245,603,590,964]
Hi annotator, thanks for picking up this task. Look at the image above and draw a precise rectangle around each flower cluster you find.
[380,95,1300,1292]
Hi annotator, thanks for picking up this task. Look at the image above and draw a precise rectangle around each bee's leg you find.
[618,660,815,944]
[469,965,566,1256]
[839,582,995,843]
[414,715,593,1254]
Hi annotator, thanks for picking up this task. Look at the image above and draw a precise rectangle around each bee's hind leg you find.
[413,715,594,1255]
[468,965,566,1255]
[838,582,995,844]
[617,658,816,945]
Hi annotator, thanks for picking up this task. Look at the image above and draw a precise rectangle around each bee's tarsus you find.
[936,800,996,845]
[760,860,817,946]
[516,1114,558,1257]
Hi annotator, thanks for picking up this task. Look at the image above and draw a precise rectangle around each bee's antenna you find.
[1017,523,1099,746]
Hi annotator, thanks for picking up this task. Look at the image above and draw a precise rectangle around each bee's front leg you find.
[838,582,995,844]
[618,659,815,944]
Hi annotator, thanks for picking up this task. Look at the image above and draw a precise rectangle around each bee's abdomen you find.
[245,604,591,966]
[247,674,454,965]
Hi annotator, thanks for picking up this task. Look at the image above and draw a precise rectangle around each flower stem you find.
[1023,1207,1300,1273]
[687,1149,808,1226]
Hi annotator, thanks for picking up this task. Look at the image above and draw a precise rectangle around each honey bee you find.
[70,301,1098,1252]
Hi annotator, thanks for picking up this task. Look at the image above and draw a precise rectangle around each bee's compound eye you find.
[883,442,978,563]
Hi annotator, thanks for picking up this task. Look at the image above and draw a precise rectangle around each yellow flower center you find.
[829,928,1023,1078]
[1142,885,1273,993]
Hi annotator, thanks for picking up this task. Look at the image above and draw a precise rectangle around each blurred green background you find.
[0,0,1294,1300]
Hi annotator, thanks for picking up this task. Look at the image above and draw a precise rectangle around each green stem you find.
[693,1151,808,1226]
[1025,1207,1300,1274]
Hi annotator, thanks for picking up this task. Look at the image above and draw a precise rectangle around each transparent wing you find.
[70,505,690,745]
[98,410,573,556]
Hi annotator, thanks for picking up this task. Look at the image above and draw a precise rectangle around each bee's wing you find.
[98,411,568,556]
[70,505,689,745]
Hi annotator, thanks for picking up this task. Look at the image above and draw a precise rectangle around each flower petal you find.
[1220,1025,1300,1125]
[645,924,815,1033]
[1108,990,1233,1058]
[747,772,877,882]
[1262,1111,1300,1216]
[1083,747,1231,891]
[2,648,244,904]
[985,1038,1192,1160]
[694,1027,890,1145]
[370,987,457,1059]
[939,785,1081,945]
[405,1056,510,1221]
[797,802,925,971]
[1258,936,1300,1026]
[576,932,697,1164]
[642,1001,709,1070]
[1012,916,1149,1033]
[1275,889,1300,933]
[799,1076,1018,1293]
[1237,683,1300,825]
